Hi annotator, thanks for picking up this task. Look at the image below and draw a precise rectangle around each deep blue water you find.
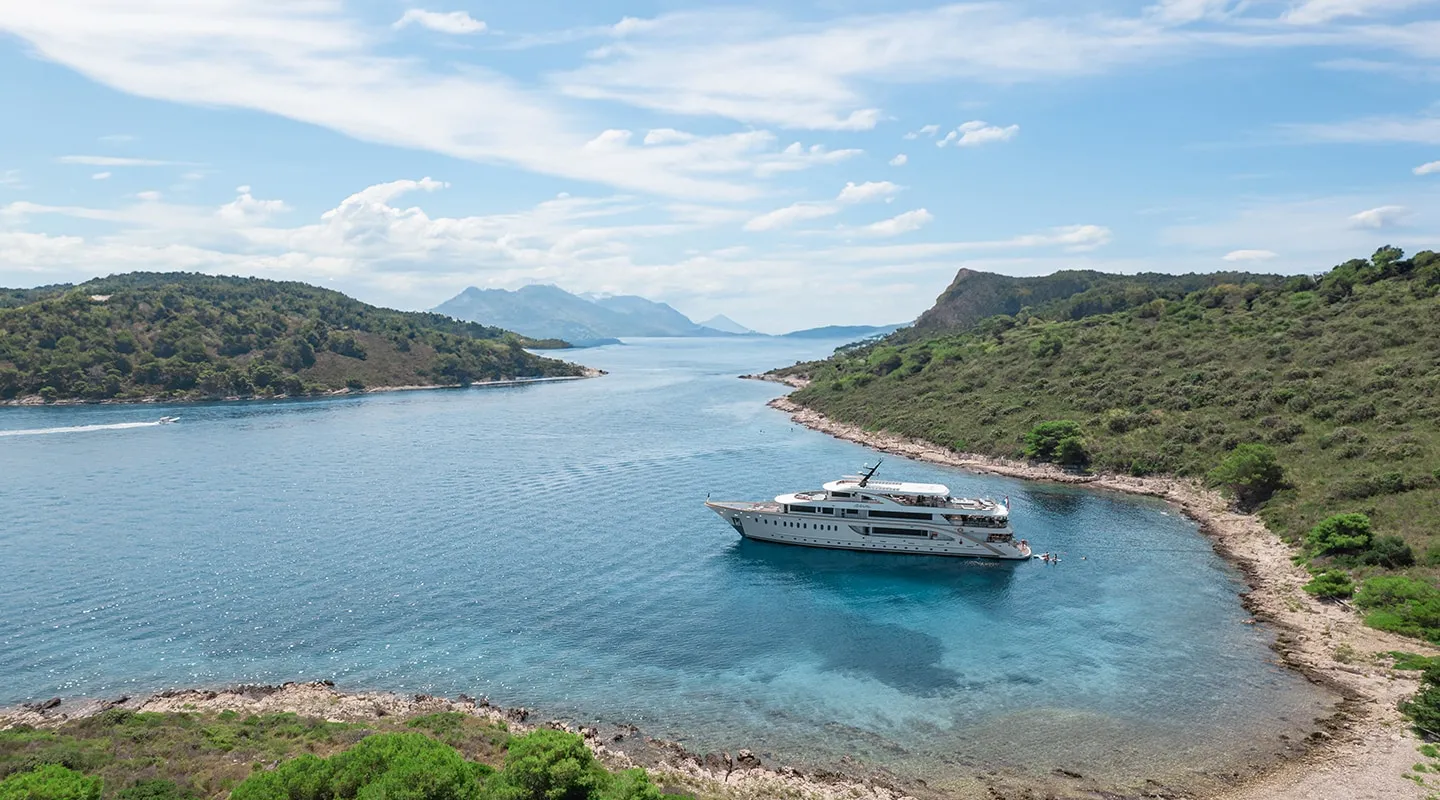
[0,337,1328,786]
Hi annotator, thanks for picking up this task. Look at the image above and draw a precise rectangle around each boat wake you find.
[0,421,164,438]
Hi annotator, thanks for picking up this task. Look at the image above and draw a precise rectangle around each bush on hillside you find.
[1023,421,1090,467]
[1207,443,1285,509]
[489,728,607,800]
[0,765,102,800]
[1355,576,1440,643]
[1303,570,1355,599]
[230,732,485,800]
[1360,536,1417,569]
[1306,513,1373,556]
[1400,664,1440,739]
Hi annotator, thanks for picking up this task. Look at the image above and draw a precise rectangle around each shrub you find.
[489,729,607,800]
[1360,536,1416,569]
[230,732,484,800]
[1355,576,1440,643]
[1303,570,1355,599]
[1306,513,1373,556]
[1208,443,1285,509]
[1023,420,1085,463]
[598,769,662,800]
[116,780,199,800]
[0,765,102,800]
[1400,664,1440,739]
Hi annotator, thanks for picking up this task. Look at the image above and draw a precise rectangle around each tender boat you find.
[705,463,1030,559]
[158,416,180,424]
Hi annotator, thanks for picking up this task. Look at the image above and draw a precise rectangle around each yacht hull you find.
[705,501,1030,560]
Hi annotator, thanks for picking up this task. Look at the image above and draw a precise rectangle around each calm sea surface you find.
[0,337,1329,788]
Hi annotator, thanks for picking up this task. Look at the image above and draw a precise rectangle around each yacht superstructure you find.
[705,465,1029,559]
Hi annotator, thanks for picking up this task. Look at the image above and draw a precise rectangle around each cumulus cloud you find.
[889,154,908,166]
[857,209,933,237]
[1222,249,1279,261]
[643,128,696,145]
[136,191,162,201]
[904,125,941,140]
[216,189,291,224]
[1416,160,1440,175]
[742,203,839,232]
[393,9,487,34]
[837,181,902,204]
[584,129,634,150]
[938,121,1020,148]
[91,172,111,180]
[1348,205,1408,228]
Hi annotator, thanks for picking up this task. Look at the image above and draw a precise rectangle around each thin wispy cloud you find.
[1222,248,1279,261]
[1348,204,1408,228]
[58,155,195,167]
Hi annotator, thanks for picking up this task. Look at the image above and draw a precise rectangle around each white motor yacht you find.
[705,463,1030,559]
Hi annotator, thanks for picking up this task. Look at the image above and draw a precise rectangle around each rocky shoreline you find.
[1,682,919,800]
[764,392,1437,800]
[0,371,605,408]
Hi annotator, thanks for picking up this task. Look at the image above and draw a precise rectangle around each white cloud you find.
[0,2,818,200]
[1145,0,1236,24]
[97,134,134,144]
[1282,0,1435,25]
[837,181,902,204]
[1416,160,1440,175]
[217,189,291,224]
[938,121,1020,147]
[743,203,839,232]
[1349,205,1409,228]
[1222,249,1279,261]
[136,191,162,202]
[856,209,933,237]
[904,124,941,140]
[1285,112,1440,144]
[643,128,696,145]
[754,142,863,177]
[584,129,633,150]
[91,172,111,180]
[889,154,908,166]
[392,9,487,35]
[1,170,25,189]
[1016,224,1112,251]
[58,155,193,167]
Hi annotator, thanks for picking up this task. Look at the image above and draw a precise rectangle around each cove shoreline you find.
[0,370,605,408]
[755,378,1437,800]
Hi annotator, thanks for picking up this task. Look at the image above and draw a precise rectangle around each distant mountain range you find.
[433,285,905,345]
[780,323,904,340]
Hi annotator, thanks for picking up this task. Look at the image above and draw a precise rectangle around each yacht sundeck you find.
[705,463,1029,559]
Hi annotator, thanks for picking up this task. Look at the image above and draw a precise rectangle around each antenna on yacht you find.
[858,459,883,487]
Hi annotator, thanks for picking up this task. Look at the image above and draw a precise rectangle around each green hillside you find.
[899,267,1290,337]
[0,273,583,403]
[772,247,1440,638]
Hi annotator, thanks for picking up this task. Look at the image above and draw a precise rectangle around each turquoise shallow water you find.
[0,337,1329,787]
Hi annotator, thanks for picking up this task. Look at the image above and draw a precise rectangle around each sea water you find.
[0,337,1330,789]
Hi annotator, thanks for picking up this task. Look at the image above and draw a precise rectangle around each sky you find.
[0,1,1438,333]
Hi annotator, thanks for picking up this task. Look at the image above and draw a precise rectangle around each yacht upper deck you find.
[824,476,948,496]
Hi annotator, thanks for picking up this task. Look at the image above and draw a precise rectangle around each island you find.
[0,273,590,404]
